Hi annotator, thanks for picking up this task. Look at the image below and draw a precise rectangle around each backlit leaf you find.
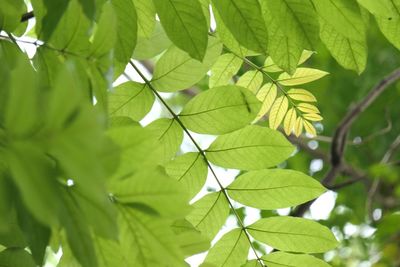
[262,252,331,267]
[206,125,294,170]
[283,108,297,135]
[236,70,264,93]
[247,216,339,253]
[227,169,326,209]
[254,83,277,122]
[278,68,329,86]
[211,0,268,53]
[180,85,261,134]
[201,229,249,267]
[108,81,155,121]
[269,96,289,130]
[187,192,229,239]
[297,103,320,114]
[287,89,317,102]
[153,0,208,61]
[294,117,303,137]
[165,152,208,199]
[145,118,183,163]
[303,120,317,136]
[152,36,222,92]
[209,53,243,87]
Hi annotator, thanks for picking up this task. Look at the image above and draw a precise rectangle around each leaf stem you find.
[129,60,265,267]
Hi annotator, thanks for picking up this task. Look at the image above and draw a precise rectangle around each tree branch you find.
[21,11,34,22]
[292,68,400,217]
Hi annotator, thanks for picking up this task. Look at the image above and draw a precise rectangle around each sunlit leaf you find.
[287,89,317,102]
[187,192,229,239]
[201,229,249,267]
[247,216,339,253]
[206,125,294,170]
[283,108,297,135]
[278,68,329,86]
[180,85,261,134]
[262,252,331,267]
[269,96,289,130]
[254,83,277,122]
[227,169,326,209]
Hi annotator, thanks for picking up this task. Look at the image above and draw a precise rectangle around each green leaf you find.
[262,0,319,50]
[134,0,156,38]
[0,248,36,267]
[93,236,131,267]
[278,68,329,86]
[287,88,317,102]
[165,152,208,199]
[59,187,98,267]
[206,125,294,170]
[371,1,400,51]
[90,2,117,59]
[111,0,138,75]
[247,216,339,253]
[269,95,289,130]
[118,206,186,266]
[172,219,211,256]
[211,0,268,53]
[213,9,253,57]
[152,36,222,92]
[153,0,208,61]
[47,0,92,55]
[201,229,249,267]
[133,22,172,60]
[254,83,277,122]
[15,202,51,266]
[187,191,229,239]
[109,81,155,121]
[110,168,190,218]
[236,70,264,93]
[0,0,26,32]
[6,143,60,226]
[180,85,261,134]
[227,169,326,209]
[260,1,305,74]
[262,252,331,267]
[145,118,183,163]
[107,125,162,179]
[312,0,365,39]
[209,53,243,88]
[31,0,69,40]
[312,0,367,73]
[69,185,118,240]
[357,0,395,17]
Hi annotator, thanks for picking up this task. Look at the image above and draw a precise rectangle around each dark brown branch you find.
[331,68,400,168]
[21,11,34,22]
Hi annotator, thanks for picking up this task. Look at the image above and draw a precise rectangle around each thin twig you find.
[21,11,34,22]
[128,61,265,267]
[366,134,400,220]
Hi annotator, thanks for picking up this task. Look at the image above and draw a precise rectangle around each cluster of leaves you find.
[0,0,399,267]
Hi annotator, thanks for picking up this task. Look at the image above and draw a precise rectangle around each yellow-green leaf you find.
[303,120,317,136]
[269,96,288,130]
[236,70,263,93]
[303,113,323,121]
[294,117,303,137]
[297,103,320,114]
[278,68,329,86]
[283,108,296,136]
[287,89,316,102]
[254,83,277,122]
